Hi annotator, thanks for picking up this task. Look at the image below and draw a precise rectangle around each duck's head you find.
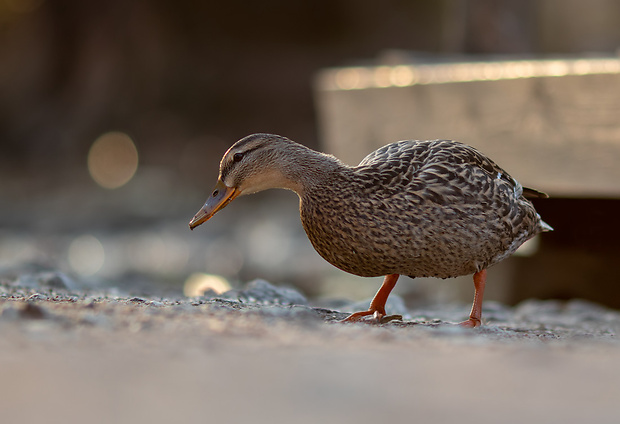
[189,133,304,230]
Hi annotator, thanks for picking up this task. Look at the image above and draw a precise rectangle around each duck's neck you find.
[274,144,347,196]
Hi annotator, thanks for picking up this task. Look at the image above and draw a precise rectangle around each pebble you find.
[13,271,79,291]
[215,279,308,306]
[27,293,48,301]
[128,297,147,303]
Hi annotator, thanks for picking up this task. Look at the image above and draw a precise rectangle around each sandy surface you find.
[2,278,620,424]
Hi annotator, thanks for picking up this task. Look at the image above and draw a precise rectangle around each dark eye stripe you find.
[220,145,262,180]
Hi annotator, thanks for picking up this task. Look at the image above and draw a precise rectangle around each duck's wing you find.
[354,140,431,193]
[358,139,549,202]
[439,141,550,199]
[437,140,522,193]
[358,140,515,193]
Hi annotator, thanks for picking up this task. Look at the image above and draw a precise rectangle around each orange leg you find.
[458,269,487,328]
[341,274,401,323]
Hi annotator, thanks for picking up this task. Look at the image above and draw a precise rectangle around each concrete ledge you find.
[315,57,620,197]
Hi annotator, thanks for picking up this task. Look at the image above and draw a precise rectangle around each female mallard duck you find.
[189,133,551,327]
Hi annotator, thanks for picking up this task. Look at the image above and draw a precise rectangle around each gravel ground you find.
[2,276,620,424]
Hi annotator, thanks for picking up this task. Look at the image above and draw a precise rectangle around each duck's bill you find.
[189,180,240,230]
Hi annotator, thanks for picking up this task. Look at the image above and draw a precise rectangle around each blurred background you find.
[1,0,620,308]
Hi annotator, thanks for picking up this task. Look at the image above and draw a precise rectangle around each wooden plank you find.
[315,58,620,197]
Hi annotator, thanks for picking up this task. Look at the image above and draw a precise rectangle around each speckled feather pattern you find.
[299,139,549,278]
[216,134,551,280]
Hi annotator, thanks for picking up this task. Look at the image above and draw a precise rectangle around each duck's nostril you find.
[212,190,219,197]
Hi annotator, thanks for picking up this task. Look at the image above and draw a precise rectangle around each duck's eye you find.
[233,152,244,162]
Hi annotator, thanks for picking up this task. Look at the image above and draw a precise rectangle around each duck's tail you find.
[523,187,549,199]
[539,219,553,232]
[522,187,553,232]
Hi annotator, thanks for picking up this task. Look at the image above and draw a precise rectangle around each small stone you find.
[197,289,220,299]
[37,272,74,290]
[128,297,147,303]
[204,300,236,312]
[225,279,308,306]
[27,293,48,301]
[14,271,79,291]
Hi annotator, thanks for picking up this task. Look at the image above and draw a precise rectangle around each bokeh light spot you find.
[183,273,231,297]
[335,68,361,90]
[391,65,416,86]
[88,131,139,189]
[68,235,105,276]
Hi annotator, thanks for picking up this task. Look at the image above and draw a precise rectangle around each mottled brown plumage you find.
[189,133,551,326]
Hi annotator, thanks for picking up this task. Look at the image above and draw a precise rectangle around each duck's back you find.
[300,139,550,278]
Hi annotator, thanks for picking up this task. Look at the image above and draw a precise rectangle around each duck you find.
[189,133,552,327]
